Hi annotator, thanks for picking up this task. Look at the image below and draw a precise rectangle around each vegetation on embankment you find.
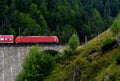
[16,46,56,81]
[44,14,120,81]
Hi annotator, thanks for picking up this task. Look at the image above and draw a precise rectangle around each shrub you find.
[109,74,116,81]
[55,34,80,64]
[63,46,73,59]
[100,38,116,52]
[55,52,65,64]
[115,54,120,64]
[110,14,120,35]
[55,46,73,64]
[68,34,80,51]
[16,45,55,81]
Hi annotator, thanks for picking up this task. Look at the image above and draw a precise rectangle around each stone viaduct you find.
[0,44,63,81]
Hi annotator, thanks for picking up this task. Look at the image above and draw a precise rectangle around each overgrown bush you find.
[63,46,73,59]
[16,45,55,81]
[115,54,120,64]
[55,46,73,64]
[62,34,80,61]
[109,74,116,81]
[55,34,80,64]
[100,38,116,52]
[55,52,65,64]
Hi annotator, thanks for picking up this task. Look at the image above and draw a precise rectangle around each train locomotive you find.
[0,35,59,44]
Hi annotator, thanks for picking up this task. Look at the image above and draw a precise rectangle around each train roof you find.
[16,36,58,37]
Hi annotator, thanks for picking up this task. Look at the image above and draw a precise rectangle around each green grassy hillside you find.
[44,29,120,81]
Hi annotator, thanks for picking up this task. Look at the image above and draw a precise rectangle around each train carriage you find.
[0,35,14,43]
[15,36,59,43]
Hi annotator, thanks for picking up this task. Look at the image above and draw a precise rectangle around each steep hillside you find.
[44,29,120,81]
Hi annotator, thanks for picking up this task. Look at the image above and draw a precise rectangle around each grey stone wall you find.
[0,44,63,81]
[0,46,30,81]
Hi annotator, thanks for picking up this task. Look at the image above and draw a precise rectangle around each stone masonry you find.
[0,44,63,81]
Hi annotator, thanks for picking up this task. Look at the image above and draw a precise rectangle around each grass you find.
[96,62,120,81]
[45,29,120,81]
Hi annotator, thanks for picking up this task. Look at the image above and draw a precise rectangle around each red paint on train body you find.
[0,35,14,43]
[15,36,59,43]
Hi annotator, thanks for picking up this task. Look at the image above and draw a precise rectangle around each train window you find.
[9,38,12,41]
[5,38,8,40]
[0,38,4,41]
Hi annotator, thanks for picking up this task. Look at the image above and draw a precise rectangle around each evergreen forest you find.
[0,0,120,43]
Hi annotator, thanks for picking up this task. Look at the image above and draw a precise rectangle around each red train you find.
[0,35,59,43]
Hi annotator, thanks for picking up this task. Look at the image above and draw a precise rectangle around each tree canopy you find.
[0,0,120,43]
